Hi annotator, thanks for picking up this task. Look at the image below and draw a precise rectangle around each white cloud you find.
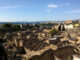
[48,3,69,9]
[67,10,80,13]
[60,2,70,7]
[48,4,58,8]
[46,9,52,12]
[65,3,69,6]
[0,6,22,9]
[71,10,80,13]
[47,3,69,13]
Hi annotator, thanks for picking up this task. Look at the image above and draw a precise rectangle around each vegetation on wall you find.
[49,29,59,36]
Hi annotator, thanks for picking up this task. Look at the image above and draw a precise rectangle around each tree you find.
[2,23,12,29]
[13,25,21,30]
[62,25,65,31]
[2,23,12,32]
[58,24,61,31]
[0,30,4,38]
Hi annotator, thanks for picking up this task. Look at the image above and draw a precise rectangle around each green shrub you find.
[49,29,59,36]
[0,30,4,38]
[13,25,21,30]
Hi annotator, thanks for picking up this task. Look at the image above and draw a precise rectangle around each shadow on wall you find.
[29,49,55,60]
[29,46,75,60]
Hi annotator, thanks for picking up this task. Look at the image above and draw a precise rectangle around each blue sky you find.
[0,0,80,22]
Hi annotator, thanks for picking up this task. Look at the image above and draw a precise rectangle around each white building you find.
[64,24,74,30]
[73,55,80,60]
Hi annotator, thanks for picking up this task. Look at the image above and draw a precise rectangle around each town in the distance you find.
[0,20,80,60]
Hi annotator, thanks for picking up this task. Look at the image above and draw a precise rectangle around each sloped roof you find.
[64,20,72,24]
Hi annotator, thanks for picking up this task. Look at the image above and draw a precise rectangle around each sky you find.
[0,0,80,22]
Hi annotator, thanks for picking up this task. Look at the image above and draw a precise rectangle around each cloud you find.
[60,2,70,7]
[48,4,58,8]
[67,10,80,13]
[65,3,70,6]
[48,2,69,9]
[46,9,52,12]
[0,6,22,9]
[47,2,69,13]
[71,10,80,13]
